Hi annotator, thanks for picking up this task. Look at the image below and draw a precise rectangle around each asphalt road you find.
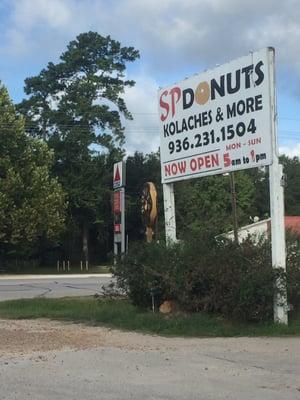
[0,274,114,301]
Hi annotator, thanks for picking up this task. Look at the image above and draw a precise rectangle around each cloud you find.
[1,0,109,60]
[2,0,72,56]
[2,0,300,154]
[280,143,300,158]
[97,0,300,86]
[2,0,300,90]
[3,0,300,71]
[14,0,71,29]
[123,74,160,155]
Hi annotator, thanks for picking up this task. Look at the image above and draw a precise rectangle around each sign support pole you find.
[229,172,239,244]
[270,162,288,324]
[113,161,126,258]
[163,183,177,243]
[114,242,118,259]
[121,188,126,254]
[268,48,288,325]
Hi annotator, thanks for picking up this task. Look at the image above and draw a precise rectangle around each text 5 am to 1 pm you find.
[158,48,273,183]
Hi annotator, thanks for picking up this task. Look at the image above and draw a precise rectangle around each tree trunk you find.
[82,221,89,263]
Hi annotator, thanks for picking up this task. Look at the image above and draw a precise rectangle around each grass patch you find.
[0,297,299,337]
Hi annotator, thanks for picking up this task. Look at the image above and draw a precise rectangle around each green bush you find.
[114,231,299,322]
[286,231,300,312]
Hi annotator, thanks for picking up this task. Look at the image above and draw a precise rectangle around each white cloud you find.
[1,0,300,90]
[2,0,300,154]
[1,0,108,59]
[123,74,160,155]
[13,0,71,29]
[280,143,300,158]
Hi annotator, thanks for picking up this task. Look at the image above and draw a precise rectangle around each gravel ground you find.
[0,319,300,400]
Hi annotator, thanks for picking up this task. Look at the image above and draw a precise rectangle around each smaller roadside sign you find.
[114,188,124,241]
[113,161,125,250]
[113,161,125,189]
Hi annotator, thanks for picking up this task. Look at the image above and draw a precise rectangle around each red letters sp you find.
[170,87,181,118]
[159,87,181,121]
[160,90,169,122]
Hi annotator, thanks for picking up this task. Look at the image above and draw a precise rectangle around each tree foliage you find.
[0,84,66,260]
[175,171,256,236]
[17,32,140,262]
[18,32,140,147]
[280,155,300,215]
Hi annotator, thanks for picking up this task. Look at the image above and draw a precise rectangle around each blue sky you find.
[1,0,300,156]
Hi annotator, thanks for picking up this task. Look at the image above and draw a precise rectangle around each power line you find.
[14,107,300,120]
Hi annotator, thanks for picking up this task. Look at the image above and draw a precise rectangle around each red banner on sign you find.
[114,191,121,213]
[114,223,121,233]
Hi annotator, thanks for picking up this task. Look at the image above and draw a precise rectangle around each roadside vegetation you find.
[114,230,300,323]
[0,230,299,336]
[0,297,299,337]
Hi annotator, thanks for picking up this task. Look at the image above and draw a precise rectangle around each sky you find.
[1,0,300,157]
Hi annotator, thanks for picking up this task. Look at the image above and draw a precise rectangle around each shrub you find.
[286,231,300,313]
[113,240,175,308]
[114,231,299,322]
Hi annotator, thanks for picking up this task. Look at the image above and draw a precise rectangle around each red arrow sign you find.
[113,161,125,189]
[114,165,121,183]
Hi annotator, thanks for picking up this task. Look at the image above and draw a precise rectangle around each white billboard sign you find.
[159,48,273,183]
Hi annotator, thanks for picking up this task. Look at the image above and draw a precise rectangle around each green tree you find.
[18,32,140,262]
[280,155,300,215]
[175,171,256,236]
[244,156,300,220]
[244,167,269,220]
[0,84,66,265]
[125,152,257,241]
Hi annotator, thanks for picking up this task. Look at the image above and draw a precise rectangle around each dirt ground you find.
[1,319,300,400]
[0,318,164,355]
[1,317,300,357]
